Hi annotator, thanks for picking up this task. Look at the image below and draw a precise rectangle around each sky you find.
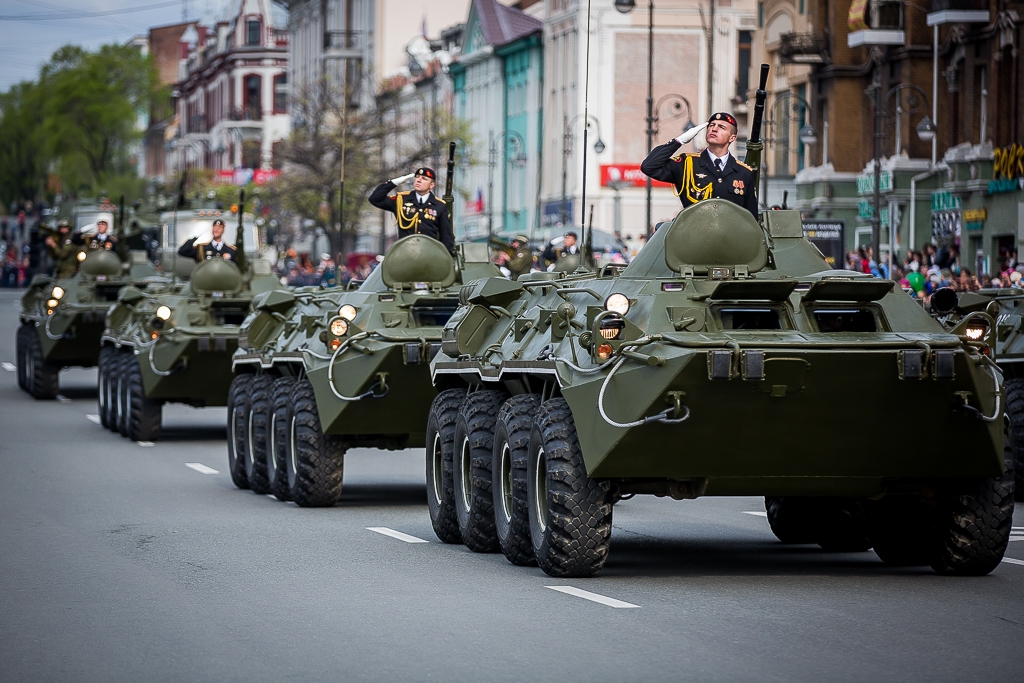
[0,0,230,90]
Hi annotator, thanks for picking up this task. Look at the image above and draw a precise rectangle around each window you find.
[812,309,878,333]
[247,19,261,46]
[737,31,752,98]
[244,74,261,120]
[758,2,764,27]
[273,74,287,114]
[717,308,784,330]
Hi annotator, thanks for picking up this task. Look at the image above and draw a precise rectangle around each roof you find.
[474,0,542,48]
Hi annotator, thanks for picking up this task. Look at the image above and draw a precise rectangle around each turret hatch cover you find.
[380,235,456,288]
[663,200,768,275]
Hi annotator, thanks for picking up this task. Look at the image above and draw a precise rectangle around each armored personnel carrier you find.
[16,199,163,399]
[427,200,1012,577]
[227,236,501,507]
[98,204,283,441]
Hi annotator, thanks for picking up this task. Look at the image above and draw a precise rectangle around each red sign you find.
[214,169,282,185]
[600,164,673,188]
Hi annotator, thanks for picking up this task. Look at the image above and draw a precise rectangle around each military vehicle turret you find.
[98,198,284,441]
[227,236,502,506]
[16,198,163,399]
[427,200,1012,578]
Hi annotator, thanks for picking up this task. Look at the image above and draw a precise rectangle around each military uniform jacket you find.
[369,182,455,253]
[48,233,80,278]
[73,232,118,252]
[508,247,533,280]
[177,237,238,263]
[640,142,758,218]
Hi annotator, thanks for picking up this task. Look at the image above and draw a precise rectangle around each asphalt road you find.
[2,289,1023,682]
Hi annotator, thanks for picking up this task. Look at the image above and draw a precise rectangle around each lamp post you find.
[763,91,817,209]
[560,114,605,230]
[488,129,527,239]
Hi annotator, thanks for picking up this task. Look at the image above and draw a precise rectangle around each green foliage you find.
[0,81,47,207]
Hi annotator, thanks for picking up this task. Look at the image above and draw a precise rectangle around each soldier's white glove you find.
[390,173,415,185]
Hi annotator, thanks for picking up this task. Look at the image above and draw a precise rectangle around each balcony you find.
[323,30,363,59]
[777,32,830,64]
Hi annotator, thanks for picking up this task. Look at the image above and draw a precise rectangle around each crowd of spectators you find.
[276,248,377,288]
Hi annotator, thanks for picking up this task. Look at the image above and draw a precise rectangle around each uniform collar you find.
[705,149,731,169]
[415,191,431,204]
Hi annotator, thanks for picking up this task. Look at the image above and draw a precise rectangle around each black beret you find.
[415,167,436,180]
[708,112,738,127]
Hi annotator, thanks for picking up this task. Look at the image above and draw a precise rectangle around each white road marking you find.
[266,494,277,499]
[742,511,768,518]
[1,362,15,371]
[1008,537,1024,542]
[545,586,640,609]
[56,394,71,404]
[137,441,155,447]
[366,527,429,544]
[1002,557,1024,566]
[85,414,101,424]
[185,463,219,475]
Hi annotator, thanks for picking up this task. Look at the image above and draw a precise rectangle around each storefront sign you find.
[962,208,987,223]
[988,177,1024,194]
[802,221,844,268]
[931,191,961,212]
[542,200,573,228]
[993,143,1024,179]
[857,200,890,227]
[856,171,892,195]
[600,164,672,188]
[215,169,281,185]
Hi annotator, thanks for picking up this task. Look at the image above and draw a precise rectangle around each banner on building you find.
[600,164,673,188]
[802,220,844,269]
[215,169,281,185]
[847,0,869,32]
[542,200,573,228]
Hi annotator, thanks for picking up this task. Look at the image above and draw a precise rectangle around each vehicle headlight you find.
[330,318,349,337]
[339,304,357,321]
[599,316,625,340]
[51,286,65,300]
[46,298,59,309]
[605,293,630,316]
[965,324,987,341]
[155,305,171,320]
[77,251,87,262]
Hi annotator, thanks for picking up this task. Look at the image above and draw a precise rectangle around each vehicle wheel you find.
[453,390,507,552]
[764,497,818,544]
[1004,378,1024,500]
[528,398,613,578]
[286,379,346,507]
[267,377,296,501]
[125,355,162,441]
[16,324,30,390]
[103,350,123,432]
[26,327,59,400]
[929,421,1015,576]
[425,388,466,543]
[493,394,540,566]
[766,497,870,551]
[244,375,273,495]
[97,345,115,429]
[864,497,936,566]
[226,374,255,489]
[115,350,132,436]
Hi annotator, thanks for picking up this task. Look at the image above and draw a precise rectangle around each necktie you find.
[715,158,723,173]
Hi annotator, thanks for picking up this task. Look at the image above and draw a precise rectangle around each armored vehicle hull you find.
[16,249,161,399]
[430,201,1012,577]
[227,236,501,506]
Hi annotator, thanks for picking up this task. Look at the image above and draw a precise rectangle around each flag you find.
[465,187,484,214]
[421,15,427,37]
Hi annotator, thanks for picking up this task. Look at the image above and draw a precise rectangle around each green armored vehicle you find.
[98,205,283,441]
[16,199,162,399]
[427,200,1012,578]
[227,236,502,506]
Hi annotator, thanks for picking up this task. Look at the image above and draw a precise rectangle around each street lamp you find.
[561,114,605,229]
[763,91,817,209]
[487,129,527,239]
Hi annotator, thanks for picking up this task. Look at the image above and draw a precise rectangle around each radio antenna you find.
[579,0,593,268]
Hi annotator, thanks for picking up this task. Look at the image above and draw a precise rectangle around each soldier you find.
[73,219,118,251]
[641,112,758,218]
[44,220,80,278]
[177,218,238,263]
[542,231,580,270]
[368,167,454,253]
[507,234,533,280]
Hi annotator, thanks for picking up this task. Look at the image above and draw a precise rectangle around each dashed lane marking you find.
[742,511,768,518]
[137,441,155,447]
[545,586,640,609]
[1002,557,1024,566]
[85,414,101,424]
[366,527,429,544]
[56,394,71,404]
[1,362,14,371]
[185,463,219,475]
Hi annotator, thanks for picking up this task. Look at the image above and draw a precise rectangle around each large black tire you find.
[114,350,132,436]
[528,398,613,578]
[97,345,115,429]
[493,394,540,566]
[1004,378,1024,500]
[453,390,507,552]
[426,388,466,543]
[226,374,255,489]
[16,324,30,390]
[267,377,296,501]
[244,375,273,495]
[103,349,123,432]
[125,356,162,441]
[286,379,346,507]
[766,497,871,551]
[25,327,59,400]
[865,496,936,566]
[929,422,1015,576]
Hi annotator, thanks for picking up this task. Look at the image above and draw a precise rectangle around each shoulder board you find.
[435,197,445,204]
[688,152,701,157]
[396,190,411,197]
[736,160,753,171]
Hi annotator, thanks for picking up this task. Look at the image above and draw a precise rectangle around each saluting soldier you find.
[368,167,455,254]
[73,218,118,251]
[507,234,533,280]
[640,112,758,218]
[542,230,580,270]
[45,220,81,278]
[177,218,238,263]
